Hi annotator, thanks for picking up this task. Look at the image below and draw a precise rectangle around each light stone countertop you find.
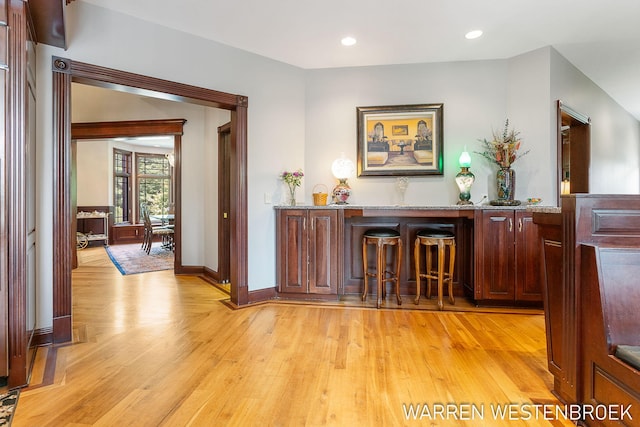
[525,205,561,214]
[274,203,547,211]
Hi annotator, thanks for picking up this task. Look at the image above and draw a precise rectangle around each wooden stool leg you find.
[362,239,368,301]
[414,239,421,304]
[437,241,445,310]
[381,245,387,299]
[448,242,456,305]
[426,244,433,299]
[395,239,402,305]
[376,239,384,309]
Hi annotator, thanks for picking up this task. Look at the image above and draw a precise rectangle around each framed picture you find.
[357,103,444,176]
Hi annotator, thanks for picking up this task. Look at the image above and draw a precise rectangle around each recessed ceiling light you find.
[465,30,483,40]
[341,36,357,46]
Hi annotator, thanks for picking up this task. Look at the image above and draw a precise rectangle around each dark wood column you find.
[52,57,73,344]
[231,97,249,305]
[7,0,29,388]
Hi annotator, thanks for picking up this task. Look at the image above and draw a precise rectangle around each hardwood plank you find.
[14,247,573,426]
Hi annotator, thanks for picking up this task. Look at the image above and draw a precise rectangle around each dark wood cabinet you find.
[276,209,338,296]
[111,224,145,244]
[476,210,542,303]
[534,195,640,406]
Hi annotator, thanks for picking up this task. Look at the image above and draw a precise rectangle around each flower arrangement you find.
[281,169,304,205]
[476,119,529,168]
[281,169,304,187]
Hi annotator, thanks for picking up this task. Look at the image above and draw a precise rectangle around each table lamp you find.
[455,149,475,205]
[331,154,355,204]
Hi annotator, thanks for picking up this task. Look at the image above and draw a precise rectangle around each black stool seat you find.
[417,228,454,239]
[364,228,400,238]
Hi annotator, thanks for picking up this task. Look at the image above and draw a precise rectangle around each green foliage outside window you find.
[137,154,172,217]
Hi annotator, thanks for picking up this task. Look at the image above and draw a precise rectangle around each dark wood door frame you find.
[52,57,249,344]
[71,119,186,270]
[218,122,231,284]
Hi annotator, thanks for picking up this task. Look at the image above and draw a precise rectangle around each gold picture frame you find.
[357,103,444,176]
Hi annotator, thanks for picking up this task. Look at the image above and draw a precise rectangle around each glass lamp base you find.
[332,181,351,204]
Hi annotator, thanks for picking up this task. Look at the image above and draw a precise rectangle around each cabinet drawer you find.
[112,225,144,243]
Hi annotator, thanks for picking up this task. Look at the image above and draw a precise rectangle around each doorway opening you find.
[72,119,183,270]
[51,57,249,344]
[557,100,591,204]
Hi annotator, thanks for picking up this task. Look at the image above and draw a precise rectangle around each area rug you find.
[105,243,174,275]
[0,389,18,426]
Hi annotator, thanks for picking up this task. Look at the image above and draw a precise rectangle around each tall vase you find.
[287,184,297,206]
[496,166,515,202]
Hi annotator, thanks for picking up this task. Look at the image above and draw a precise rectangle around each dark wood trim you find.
[218,122,231,284]
[174,265,204,275]
[52,58,250,345]
[3,0,73,389]
[203,266,219,283]
[7,0,28,388]
[72,119,187,139]
[173,134,183,271]
[27,0,68,48]
[230,101,249,305]
[249,287,277,304]
[68,60,240,109]
[31,327,54,347]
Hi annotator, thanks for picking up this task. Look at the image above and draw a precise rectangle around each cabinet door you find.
[279,210,308,293]
[308,210,338,294]
[515,212,543,301]
[481,211,515,300]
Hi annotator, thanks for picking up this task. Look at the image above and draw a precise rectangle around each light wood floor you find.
[14,247,574,426]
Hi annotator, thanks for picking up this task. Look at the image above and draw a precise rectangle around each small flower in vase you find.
[281,169,304,206]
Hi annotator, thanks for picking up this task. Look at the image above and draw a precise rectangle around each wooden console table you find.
[276,205,543,306]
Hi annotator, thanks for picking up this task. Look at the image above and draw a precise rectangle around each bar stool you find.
[414,228,456,310]
[362,228,402,308]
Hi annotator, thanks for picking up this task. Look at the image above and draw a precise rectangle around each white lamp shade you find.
[458,151,471,167]
[331,156,355,179]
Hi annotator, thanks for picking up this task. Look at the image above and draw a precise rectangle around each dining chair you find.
[141,204,174,254]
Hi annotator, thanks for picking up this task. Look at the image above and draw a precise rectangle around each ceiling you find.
[80,0,640,120]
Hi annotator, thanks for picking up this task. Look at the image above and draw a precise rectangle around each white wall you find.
[506,47,554,204]
[76,141,110,205]
[305,61,509,206]
[550,48,640,194]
